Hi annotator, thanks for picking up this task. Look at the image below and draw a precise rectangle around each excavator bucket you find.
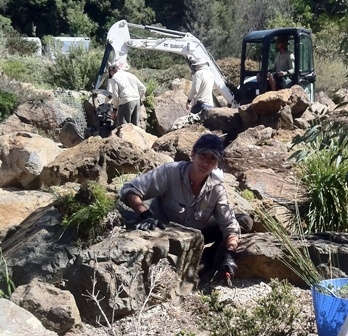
[58,119,84,148]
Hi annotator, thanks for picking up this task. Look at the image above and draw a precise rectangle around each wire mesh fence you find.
[52,89,87,135]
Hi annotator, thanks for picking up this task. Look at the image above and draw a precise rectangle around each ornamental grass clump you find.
[256,206,322,287]
[290,120,348,233]
[54,182,114,242]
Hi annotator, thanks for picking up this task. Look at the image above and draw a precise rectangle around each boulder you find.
[40,135,173,187]
[154,90,188,135]
[115,123,158,150]
[11,278,81,334]
[0,132,63,189]
[0,298,57,336]
[0,188,54,240]
[1,204,204,323]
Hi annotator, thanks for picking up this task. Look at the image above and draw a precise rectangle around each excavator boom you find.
[95,20,238,106]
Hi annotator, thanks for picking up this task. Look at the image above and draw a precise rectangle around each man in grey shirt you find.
[120,134,253,281]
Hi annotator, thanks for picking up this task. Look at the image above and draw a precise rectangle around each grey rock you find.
[0,298,57,336]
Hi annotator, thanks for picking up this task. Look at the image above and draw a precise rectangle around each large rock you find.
[240,87,311,130]
[11,278,81,334]
[0,204,204,323]
[0,132,63,189]
[251,90,291,116]
[237,232,348,286]
[15,100,59,132]
[223,125,293,178]
[289,85,310,115]
[0,188,54,240]
[0,114,38,136]
[200,107,244,133]
[152,126,208,161]
[154,90,189,135]
[115,123,157,150]
[40,135,173,187]
[0,298,57,336]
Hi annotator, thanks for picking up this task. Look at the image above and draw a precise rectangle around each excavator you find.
[59,19,315,146]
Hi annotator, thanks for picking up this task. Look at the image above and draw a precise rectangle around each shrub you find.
[0,90,18,121]
[0,56,49,88]
[44,45,103,91]
[314,56,347,94]
[5,35,39,56]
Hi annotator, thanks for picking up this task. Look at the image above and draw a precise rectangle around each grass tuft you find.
[53,182,115,243]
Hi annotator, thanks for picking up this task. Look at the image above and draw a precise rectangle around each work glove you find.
[136,210,166,231]
[220,250,238,279]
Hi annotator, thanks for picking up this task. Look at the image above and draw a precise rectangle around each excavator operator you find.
[267,36,295,91]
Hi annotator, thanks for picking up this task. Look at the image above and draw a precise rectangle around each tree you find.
[60,0,97,36]
[3,0,155,41]
[85,0,156,43]
[146,0,185,29]
[182,0,295,59]
[5,0,95,37]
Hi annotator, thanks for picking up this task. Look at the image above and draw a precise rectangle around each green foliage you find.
[0,57,49,88]
[266,7,300,29]
[62,0,97,36]
[142,78,158,135]
[4,0,97,38]
[290,121,348,233]
[314,16,344,59]
[54,182,114,242]
[290,0,314,28]
[198,279,307,336]
[240,189,255,201]
[5,35,38,56]
[0,248,15,298]
[175,332,196,336]
[0,90,17,121]
[315,55,347,94]
[129,49,185,71]
[327,282,348,299]
[44,45,103,90]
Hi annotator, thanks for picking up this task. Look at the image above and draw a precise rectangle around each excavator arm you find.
[94,20,239,106]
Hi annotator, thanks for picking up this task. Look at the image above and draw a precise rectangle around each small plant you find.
[327,283,348,299]
[0,90,18,121]
[240,189,255,201]
[0,248,15,298]
[143,78,160,135]
[54,182,114,242]
[175,331,196,336]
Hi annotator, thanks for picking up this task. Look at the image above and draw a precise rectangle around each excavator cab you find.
[239,27,315,105]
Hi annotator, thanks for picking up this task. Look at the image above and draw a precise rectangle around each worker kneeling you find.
[120,134,253,283]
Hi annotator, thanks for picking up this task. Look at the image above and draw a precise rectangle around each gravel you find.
[65,277,318,336]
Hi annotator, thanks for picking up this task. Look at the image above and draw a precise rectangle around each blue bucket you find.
[311,278,348,336]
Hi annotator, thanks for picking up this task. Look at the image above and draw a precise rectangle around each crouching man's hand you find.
[226,234,239,251]
[221,250,238,280]
[136,210,166,230]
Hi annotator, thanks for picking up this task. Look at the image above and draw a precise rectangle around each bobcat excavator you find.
[59,20,315,146]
